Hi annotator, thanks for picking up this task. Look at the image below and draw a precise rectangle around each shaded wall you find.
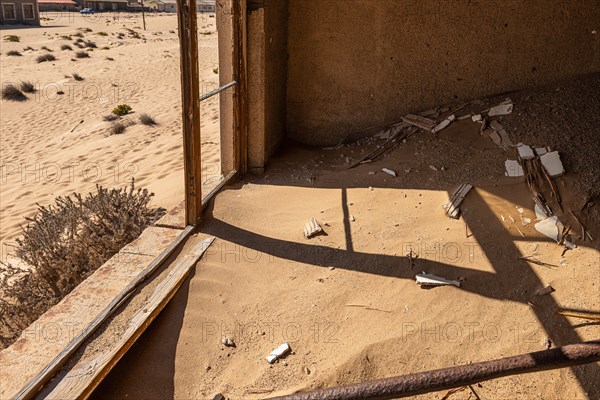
[287,0,600,145]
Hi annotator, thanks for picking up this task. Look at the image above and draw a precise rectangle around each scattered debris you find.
[535,147,549,156]
[429,165,438,171]
[221,337,236,347]
[517,143,535,160]
[402,114,436,131]
[345,304,391,313]
[415,272,461,288]
[70,119,84,133]
[543,337,552,350]
[471,114,482,122]
[534,216,560,242]
[382,168,397,177]
[303,366,311,375]
[488,99,513,116]
[505,160,524,177]
[432,114,455,133]
[534,284,555,296]
[555,311,600,322]
[266,342,291,364]
[489,120,513,149]
[406,249,418,269]
[518,254,559,268]
[540,151,565,177]
[350,215,355,222]
[443,183,473,219]
[304,218,324,238]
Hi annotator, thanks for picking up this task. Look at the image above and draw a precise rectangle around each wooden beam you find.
[177,0,202,225]
[43,237,216,399]
[11,226,195,400]
[234,0,248,174]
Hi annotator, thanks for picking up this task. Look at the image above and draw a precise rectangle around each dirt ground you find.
[90,74,600,399]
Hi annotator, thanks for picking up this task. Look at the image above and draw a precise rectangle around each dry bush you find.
[6,50,22,56]
[3,35,20,42]
[110,121,127,135]
[22,46,34,51]
[36,54,56,63]
[103,113,119,122]
[1,84,26,101]
[40,46,53,52]
[75,51,90,58]
[19,81,35,93]
[60,44,72,51]
[0,180,165,348]
[72,73,84,81]
[85,40,97,48]
[139,113,157,126]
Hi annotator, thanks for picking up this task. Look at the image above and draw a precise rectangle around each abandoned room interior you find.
[1,0,599,399]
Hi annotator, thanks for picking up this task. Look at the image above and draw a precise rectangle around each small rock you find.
[221,337,236,347]
[303,366,311,375]
[350,215,355,222]
[317,278,324,283]
[205,364,211,371]
[429,165,437,171]
[543,337,552,349]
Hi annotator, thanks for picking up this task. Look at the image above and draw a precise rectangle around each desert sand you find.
[0,12,221,255]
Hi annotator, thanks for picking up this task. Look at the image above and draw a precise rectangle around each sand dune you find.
[1,12,221,253]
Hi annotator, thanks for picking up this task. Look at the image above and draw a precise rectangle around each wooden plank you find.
[402,114,436,131]
[234,0,248,174]
[44,237,216,400]
[176,0,202,225]
[7,226,194,400]
[443,184,473,219]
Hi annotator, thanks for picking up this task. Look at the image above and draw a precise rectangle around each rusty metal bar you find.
[269,340,600,400]
[200,80,237,102]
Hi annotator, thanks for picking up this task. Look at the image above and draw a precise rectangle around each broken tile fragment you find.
[416,272,461,287]
[540,151,565,177]
[517,143,535,160]
[488,99,513,116]
[505,160,524,177]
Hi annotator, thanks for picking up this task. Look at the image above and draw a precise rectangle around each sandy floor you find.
[0,12,221,255]
[90,76,600,399]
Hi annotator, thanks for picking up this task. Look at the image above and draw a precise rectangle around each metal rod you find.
[268,340,600,400]
[200,80,237,101]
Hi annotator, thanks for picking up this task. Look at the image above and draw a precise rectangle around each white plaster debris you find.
[429,165,438,171]
[488,99,514,116]
[382,168,397,177]
[535,203,549,220]
[534,216,560,242]
[416,272,461,288]
[304,218,323,238]
[517,143,535,160]
[266,342,291,364]
[472,114,482,122]
[432,114,456,133]
[505,160,524,177]
[535,147,549,156]
[540,151,565,177]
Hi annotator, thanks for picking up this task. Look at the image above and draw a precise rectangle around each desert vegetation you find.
[75,50,90,59]
[6,50,22,56]
[60,44,73,51]
[36,54,56,63]
[72,73,84,81]
[3,35,20,42]
[19,81,35,93]
[140,113,157,126]
[0,181,165,348]
[1,84,26,101]
[112,104,132,116]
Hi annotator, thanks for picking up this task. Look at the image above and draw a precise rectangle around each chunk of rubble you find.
[443,183,473,219]
[415,272,461,287]
[266,342,291,364]
[540,151,565,178]
[382,168,397,177]
[517,143,535,160]
[489,120,513,149]
[534,284,555,296]
[534,216,560,242]
[505,160,524,177]
[432,114,455,133]
[488,99,513,116]
[304,218,324,238]
[535,147,549,156]
[472,114,482,122]
[402,114,436,131]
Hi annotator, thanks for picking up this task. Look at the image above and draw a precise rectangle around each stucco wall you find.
[287,0,600,145]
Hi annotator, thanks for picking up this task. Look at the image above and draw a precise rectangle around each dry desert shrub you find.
[19,81,35,93]
[0,180,165,348]
[6,50,22,56]
[139,113,157,126]
[36,53,56,63]
[60,44,72,51]
[75,50,90,58]
[1,84,26,101]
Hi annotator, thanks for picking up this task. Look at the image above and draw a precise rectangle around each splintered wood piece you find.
[304,218,323,238]
[443,184,473,219]
[402,114,436,131]
[489,120,513,149]
[416,272,461,287]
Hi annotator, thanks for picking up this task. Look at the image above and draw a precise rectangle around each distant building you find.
[197,0,213,13]
[38,0,78,11]
[83,0,127,11]
[0,0,40,25]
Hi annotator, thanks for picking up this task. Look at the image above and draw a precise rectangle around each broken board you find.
[443,184,473,219]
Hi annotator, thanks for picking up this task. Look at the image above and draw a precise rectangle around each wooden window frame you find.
[2,3,17,20]
[22,3,35,20]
